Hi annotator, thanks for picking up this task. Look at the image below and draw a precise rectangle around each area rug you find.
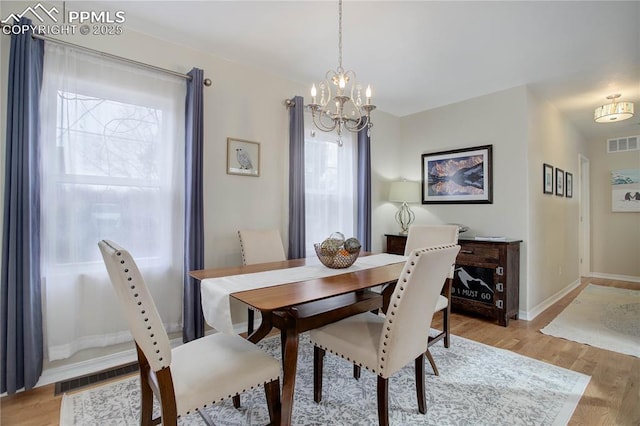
[60,333,589,426]
[541,284,640,357]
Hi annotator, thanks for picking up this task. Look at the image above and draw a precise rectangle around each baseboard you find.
[518,278,582,321]
[35,336,185,390]
[589,272,640,284]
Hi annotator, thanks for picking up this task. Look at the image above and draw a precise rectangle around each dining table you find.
[189,253,407,426]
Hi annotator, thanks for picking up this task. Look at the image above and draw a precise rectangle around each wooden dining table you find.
[189,255,406,426]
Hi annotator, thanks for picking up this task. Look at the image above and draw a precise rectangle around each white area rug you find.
[60,333,589,425]
[541,284,640,358]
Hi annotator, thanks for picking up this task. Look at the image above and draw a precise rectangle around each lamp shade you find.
[389,181,420,203]
[594,97,634,123]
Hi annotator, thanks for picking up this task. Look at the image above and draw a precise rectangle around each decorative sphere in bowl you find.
[314,234,361,269]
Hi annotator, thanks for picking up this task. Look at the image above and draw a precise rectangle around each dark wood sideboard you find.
[384,234,521,327]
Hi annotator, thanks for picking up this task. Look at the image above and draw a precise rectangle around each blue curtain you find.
[288,96,306,259]
[183,68,205,342]
[357,126,372,251]
[1,18,44,394]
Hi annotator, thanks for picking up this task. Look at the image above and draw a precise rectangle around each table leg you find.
[281,320,299,426]
[247,311,273,344]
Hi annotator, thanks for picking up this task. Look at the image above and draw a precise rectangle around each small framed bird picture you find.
[227,138,260,177]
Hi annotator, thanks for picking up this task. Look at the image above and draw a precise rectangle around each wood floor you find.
[1,277,638,425]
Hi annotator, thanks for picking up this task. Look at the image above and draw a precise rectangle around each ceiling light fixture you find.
[308,0,375,144]
[594,94,635,123]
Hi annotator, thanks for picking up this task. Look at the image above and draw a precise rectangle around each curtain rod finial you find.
[203,78,212,87]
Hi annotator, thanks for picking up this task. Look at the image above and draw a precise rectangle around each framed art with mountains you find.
[421,145,493,204]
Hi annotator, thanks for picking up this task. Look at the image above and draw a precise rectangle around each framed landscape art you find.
[421,145,493,204]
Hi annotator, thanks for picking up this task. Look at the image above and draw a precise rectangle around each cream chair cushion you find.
[171,333,281,416]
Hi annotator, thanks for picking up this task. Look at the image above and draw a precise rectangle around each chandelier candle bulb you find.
[366,85,372,104]
[311,84,317,104]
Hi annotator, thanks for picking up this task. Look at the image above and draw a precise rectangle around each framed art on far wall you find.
[543,163,554,194]
[421,144,493,204]
[227,138,260,177]
[555,168,564,196]
[565,172,573,198]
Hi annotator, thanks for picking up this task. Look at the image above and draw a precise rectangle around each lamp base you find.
[395,202,415,236]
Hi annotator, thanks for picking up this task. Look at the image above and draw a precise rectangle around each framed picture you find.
[555,168,564,196]
[565,172,573,198]
[611,168,640,212]
[421,145,493,204]
[227,138,260,177]
[543,163,554,194]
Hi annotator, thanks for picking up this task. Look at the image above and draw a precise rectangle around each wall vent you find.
[607,135,639,153]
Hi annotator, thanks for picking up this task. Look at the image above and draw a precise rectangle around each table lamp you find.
[389,180,420,234]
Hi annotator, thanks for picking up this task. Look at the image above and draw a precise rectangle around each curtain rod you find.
[1,23,212,86]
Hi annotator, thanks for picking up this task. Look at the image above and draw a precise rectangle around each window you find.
[39,44,185,360]
[304,115,357,253]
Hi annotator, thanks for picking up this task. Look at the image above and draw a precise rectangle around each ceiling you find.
[90,1,640,140]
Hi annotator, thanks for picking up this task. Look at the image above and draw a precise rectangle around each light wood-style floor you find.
[1,277,638,425]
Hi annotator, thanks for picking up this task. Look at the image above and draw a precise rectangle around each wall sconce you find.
[389,180,420,234]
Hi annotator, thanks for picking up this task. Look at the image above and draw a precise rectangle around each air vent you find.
[607,135,639,153]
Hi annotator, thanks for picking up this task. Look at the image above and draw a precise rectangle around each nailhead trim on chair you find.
[180,378,279,417]
[115,250,167,367]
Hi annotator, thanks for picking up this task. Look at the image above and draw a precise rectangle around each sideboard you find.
[384,234,521,326]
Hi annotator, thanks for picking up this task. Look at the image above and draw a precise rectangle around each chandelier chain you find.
[338,0,343,71]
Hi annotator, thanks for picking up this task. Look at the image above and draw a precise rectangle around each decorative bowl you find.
[314,243,360,269]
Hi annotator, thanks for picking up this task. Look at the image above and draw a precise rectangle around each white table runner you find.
[201,253,407,333]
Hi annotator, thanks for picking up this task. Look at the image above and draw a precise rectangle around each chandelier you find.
[308,0,376,143]
[594,94,635,123]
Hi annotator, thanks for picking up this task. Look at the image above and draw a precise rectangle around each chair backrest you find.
[238,229,287,265]
[404,225,459,255]
[98,240,171,372]
[377,244,460,377]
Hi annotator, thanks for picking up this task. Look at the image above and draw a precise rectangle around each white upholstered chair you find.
[238,229,287,334]
[98,240,281,426]
[310,244,461,426]
[404,224,459,375]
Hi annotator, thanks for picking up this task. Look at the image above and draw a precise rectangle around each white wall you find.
[588,136,640,278]
[526,89,588,312]
[398,86,530,308]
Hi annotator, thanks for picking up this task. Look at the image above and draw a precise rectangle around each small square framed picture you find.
[565,172,573,198]
[227,138,260,177]
[543,163,554,194]
[555,168,564,196]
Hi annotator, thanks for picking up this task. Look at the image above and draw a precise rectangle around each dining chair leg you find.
[313,346,325,403]
[247,308,255,335]
[136,345,155,426]
[139,371,154,426]
[280,329,287,371]
[426,348,439,376]
[353,364,361,380]
[443,308,451,348]
[264,378,281,426]
[443,278,452,348]
[377,375,389,426]
[415,354,426,414]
